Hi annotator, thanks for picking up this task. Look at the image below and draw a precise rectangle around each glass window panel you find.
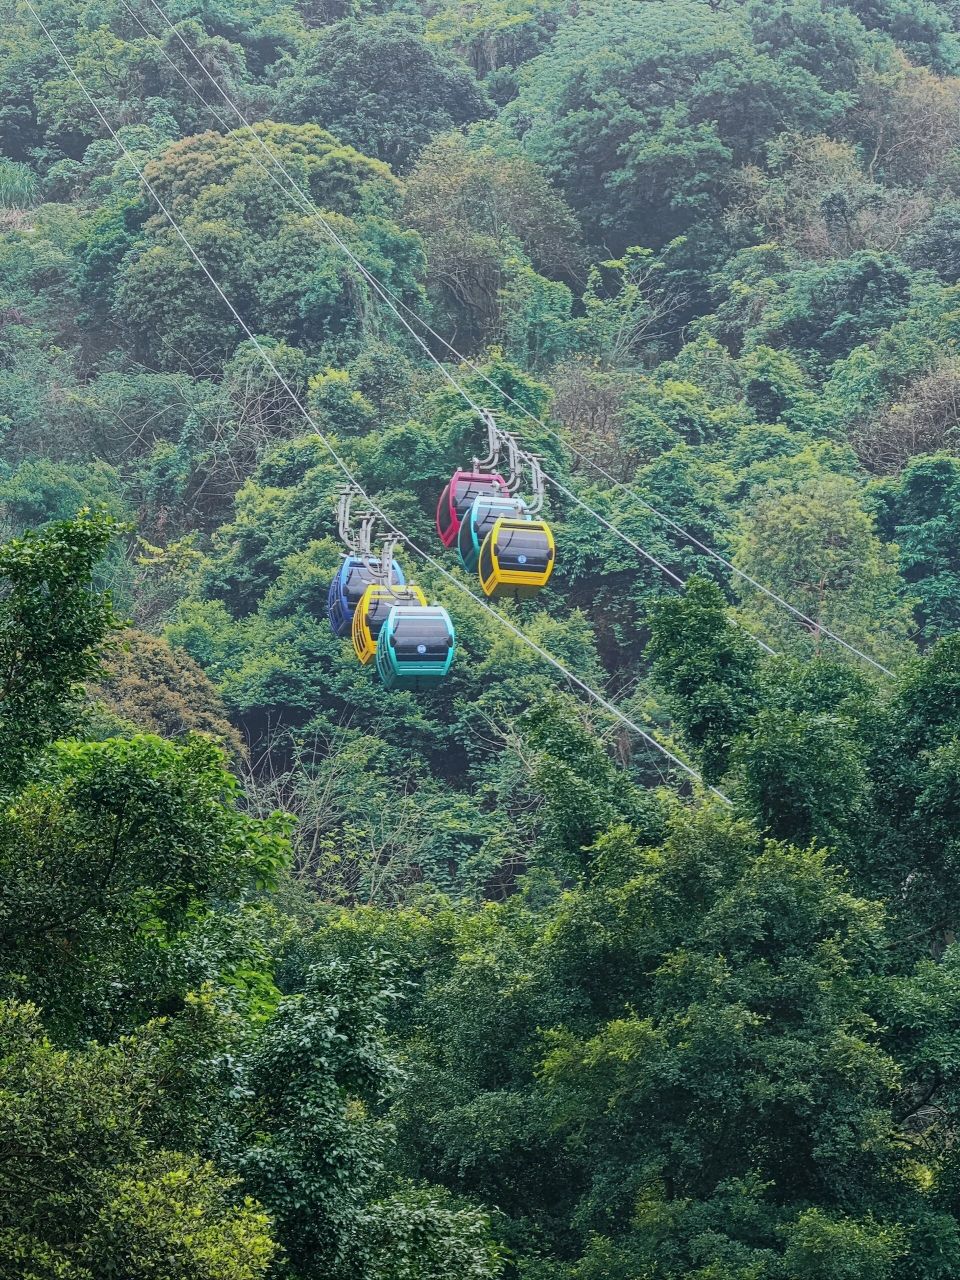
[494,525,552,573]
[391,612,453,660]
[453,477,504,518]
[437,485,452,533]
[344,562,379,605]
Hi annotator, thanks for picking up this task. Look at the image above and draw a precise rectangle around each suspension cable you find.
[26,0,730,805]
[115,0,782,658]
[130,0,894,676]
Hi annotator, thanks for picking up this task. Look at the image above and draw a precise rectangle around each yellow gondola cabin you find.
[478,517,555,599]
[352,582,428,664]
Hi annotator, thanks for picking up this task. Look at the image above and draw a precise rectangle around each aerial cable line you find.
[127,0,894,676]
[122,0,697,598]
[117,0,783,657]
[26,0,731,806]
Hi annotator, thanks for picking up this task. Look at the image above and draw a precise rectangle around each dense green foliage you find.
[2,0,960,1275]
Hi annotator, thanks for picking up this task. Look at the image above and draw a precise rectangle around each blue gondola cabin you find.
[327,554,405,637]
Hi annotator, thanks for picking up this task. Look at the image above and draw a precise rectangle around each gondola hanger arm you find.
[378,535,400,586]
[337,484,363,553]
[527,455,545,515]
[473,408,502,471]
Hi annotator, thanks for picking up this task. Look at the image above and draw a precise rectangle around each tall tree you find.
[277,16,491,171]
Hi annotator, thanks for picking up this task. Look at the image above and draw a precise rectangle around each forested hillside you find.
[2,0,960,1275]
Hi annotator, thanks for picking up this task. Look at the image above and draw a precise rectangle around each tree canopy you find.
[2,0,960,1274]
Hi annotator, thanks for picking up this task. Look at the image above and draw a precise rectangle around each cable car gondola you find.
[327,553,406,638]
[352,582,428,664]
[478,517,555,599]
[457,494,530,574]
[375,604,456,689]
[436,470,510,549]
[328,487,407,638]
